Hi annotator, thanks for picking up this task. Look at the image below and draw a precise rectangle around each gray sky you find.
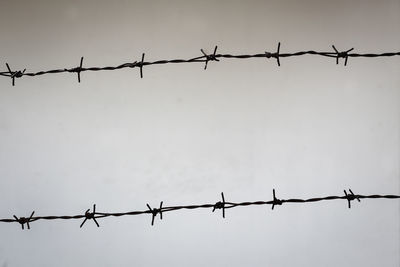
[0,0,399,266]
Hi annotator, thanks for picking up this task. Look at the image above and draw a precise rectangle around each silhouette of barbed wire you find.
[1,43,399,86]
[1,189,399,229]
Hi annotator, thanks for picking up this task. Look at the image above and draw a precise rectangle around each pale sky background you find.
[0,0,399,266]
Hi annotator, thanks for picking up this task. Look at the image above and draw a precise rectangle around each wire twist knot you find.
[129,61,138,68]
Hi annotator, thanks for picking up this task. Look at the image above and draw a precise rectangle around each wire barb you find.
[200,46,219,70]
[69,57,84,83]
[139,53,145,78]
[13,211,35,230]
[5,63,26,86]
[146,201,163,226]
[212,192,226,218]
[271,189,283,210]
[332,45,354,66]
[265,42,281,66]
[344,189,361,209]
[80,204,99,228]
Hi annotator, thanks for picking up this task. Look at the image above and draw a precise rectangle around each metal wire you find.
[1,44,399,229]
[1,43,399,86]
[2,189,399,229]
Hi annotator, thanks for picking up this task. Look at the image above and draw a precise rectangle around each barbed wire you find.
[1,43,399,86]
[2,189,399,229]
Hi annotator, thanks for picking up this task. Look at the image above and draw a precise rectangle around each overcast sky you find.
[0,0,399,266]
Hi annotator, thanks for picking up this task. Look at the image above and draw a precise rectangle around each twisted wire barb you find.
[1,43,399,86]
[1,189,399,229]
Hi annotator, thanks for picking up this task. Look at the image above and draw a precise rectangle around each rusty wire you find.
[1,189,399,229]
[1,43,399,86]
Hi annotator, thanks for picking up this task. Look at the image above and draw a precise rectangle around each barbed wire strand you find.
[1,189,399,229]
[1,43,399,86]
